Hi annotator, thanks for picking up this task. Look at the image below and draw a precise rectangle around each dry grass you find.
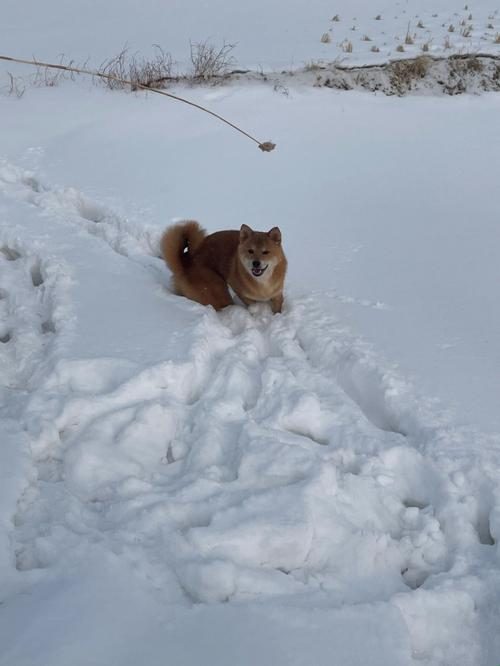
[371,45,380,52]
[390,55,430,92]
[405,23,415,45]
[362,34,371,41]
[495,33,500,44]
[4,72,25,97]
[417,20,425,28]
[422,41,431,52]
[342,40,353,53]
[304,60,324,71]
[448,24,456,33]
[32,55,80,88]
[273,82,289,96]
[189,40,236,81]
[331,14,340,22]
[396,44,405,52]
[320,33,332,44]
[444,36,453,49]
[461,25,473,37]
[99,46,174,90]
[375,14,382,20]
[3,54,78,96]
[467,57,484,72]
[448,56,484,81]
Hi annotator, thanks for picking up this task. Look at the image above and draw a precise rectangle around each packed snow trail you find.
[1,160,500,665]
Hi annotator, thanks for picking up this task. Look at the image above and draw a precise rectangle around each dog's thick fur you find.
[161,221,287,312]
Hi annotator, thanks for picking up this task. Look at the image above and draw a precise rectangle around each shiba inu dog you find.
[161,221,287,312]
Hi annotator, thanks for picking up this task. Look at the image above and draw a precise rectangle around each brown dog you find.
[161,221,287,312]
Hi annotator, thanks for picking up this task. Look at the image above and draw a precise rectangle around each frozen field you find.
[2,0,500,69]
[1,2,500,665]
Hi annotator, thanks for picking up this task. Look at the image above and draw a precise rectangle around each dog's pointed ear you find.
[268,227,281,244]
[240,224,253,242]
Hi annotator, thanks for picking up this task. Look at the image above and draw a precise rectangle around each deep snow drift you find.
[1,2,500,663]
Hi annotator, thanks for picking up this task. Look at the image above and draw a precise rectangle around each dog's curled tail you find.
[160,220,206,276]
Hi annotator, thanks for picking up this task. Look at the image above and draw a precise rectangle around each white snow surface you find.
[1,3,500,665]
[1,0,500,71]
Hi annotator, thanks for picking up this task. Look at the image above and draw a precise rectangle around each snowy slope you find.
[1,1,500,665]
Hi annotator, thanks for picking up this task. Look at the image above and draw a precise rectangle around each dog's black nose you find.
[252,260,261,268]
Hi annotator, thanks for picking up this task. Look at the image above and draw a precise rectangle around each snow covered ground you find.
[1,1,500,665]
[2,0,500,72]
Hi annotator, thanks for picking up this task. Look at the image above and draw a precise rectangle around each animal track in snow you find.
[30,261,44,287]
[477,515,495,546]
[0,245,21,261]
[41,319,56,335]
[11,299,454,607]
[0,162,166,282]
[336,352,407,436]
[0,238,58,394]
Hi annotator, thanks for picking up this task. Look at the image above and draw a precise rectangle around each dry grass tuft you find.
[320,32,332,43]
[495,33,500,43]
[5,72,25,97]
[405,23,415,44]
[371,45,380,52]
[396,44,405,52]
[99,46,174,90]
[467,57,484,72]
[448,24,456,33]
[342,40,353,52]
[447,56,484,83]
[362,34,371,41]
[375,14,382,20]
[331,14,340,22]
[304,60,324,71]
[390,55,430,92]
[189,40,236,81]
[3,54,79,95]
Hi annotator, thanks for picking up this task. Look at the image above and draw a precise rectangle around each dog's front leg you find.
[238,293,256,308]
[270,293,284,314]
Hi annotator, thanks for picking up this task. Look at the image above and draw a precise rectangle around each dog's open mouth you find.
[251,265,268,277]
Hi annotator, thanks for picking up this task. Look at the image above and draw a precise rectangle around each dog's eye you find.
[262,250,269,255]
[248,249,254,254]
